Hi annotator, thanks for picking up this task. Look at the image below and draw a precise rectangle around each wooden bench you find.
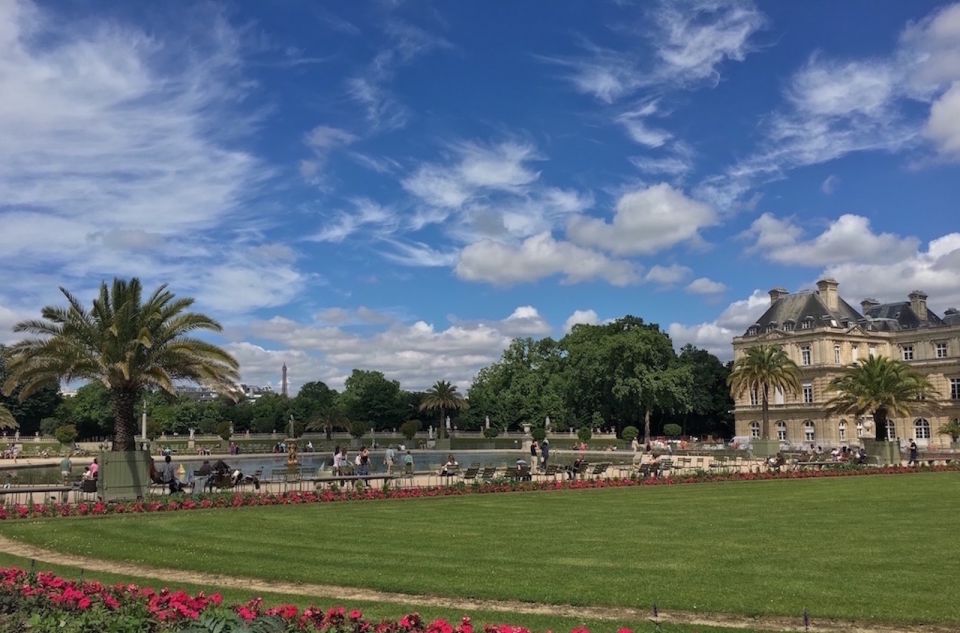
[313,474,397,488]
[917,453,956,466]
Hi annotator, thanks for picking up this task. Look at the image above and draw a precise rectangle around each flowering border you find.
[2,565,621,633]
[1,464,957,521]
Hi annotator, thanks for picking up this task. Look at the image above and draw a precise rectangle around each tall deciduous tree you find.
[2,278,240,450]
[728,344,801,440]
[338,369,406,430]
[420,380,467,439]
[825,355,939,441]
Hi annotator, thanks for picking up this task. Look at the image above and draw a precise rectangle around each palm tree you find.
[2,278,240,451]
[728,344,801,440]
[825,356,939,441]
[419,380,467,439]
[0,404,17,431]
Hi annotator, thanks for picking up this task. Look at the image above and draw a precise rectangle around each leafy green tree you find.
[728,344,801,440]
[215,420,232,442]
[1,345,62,435]
[57,383,113,439]
[466,338,567,432]
[292,381,339,438]
[349,420,369,439]
[338,370,406,430]
[577,427,592,443]
[621,425,639,442]
[53,424,78,446]
[250,392,289,433]
[2,279,239,450]
[663,423,682,438]
[677,345,735,438]
[825,356,939,441]
[419,380,467,439]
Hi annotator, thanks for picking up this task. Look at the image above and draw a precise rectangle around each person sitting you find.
[192,460,213,495]
[514,458,532,481]
[159,455,183,493]
[566,457,585,480]
[440,454,459,477]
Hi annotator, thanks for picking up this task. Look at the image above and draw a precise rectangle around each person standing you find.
[159,455,182,493]
[540,439,550,472]
[384,445,397,475]
[59,455,73,482]
[908,439,918,466]
[529,439,539,472]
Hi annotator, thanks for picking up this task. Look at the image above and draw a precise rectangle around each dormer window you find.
[783,320,795,332]
[766,323,778,333]
[747,326,759,336]
[800,317,813,330]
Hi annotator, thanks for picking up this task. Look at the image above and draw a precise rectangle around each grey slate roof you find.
[750,291,862,332]
[863,302,944,329]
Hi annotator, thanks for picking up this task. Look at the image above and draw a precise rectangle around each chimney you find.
[768,287,789,303]
[816,278,839,312]
[860,298,879,315]
[908,290,928,320]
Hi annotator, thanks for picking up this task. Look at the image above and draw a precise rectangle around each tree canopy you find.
[728,344,801,440]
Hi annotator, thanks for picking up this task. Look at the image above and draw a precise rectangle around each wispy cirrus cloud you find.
[0,1,307,318]
[699,2,960,210]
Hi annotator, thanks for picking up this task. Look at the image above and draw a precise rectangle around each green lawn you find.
[3,473,958,625]
[0,552,773,633]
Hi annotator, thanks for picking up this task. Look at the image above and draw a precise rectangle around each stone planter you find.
[750,438,780,458]
[861,439,902,466]
[98,450,153,501]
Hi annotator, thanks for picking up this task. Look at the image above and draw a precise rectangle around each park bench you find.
[461,466,480,483]
[503,464,531,481]
[479,466,497,482]
[587,463,610,479]
[657,459,673,477]
[918,453,956,466]
[535,463,561,480]
[313,474,397,488]
[0,485,73,505]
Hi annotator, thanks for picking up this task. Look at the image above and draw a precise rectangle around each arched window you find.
[776,421,787,442]
[749,422,761,438]
[856,421,864,438]
[803,420,815,442]
[914,418,931,440]
[886,420,897,439]
[838,420,847,442]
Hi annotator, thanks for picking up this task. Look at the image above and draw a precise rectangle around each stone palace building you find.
[732,279,960,449]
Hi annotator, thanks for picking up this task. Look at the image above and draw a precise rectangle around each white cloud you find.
[823,232,960,309]
[563,309,599,333]
[668,288,771,360]
[702,3,960,208]
[402,141,540,210]
[545,0,766,102]
[644,264,692,285]
[820,174,839,195]
[306,199,397,243]
[455,232,638,286]
[925,81,960,157]
[745,213,920,266]
[238,305,555,391]
[379,240,459,267]
[617,110,672,147]
[568,183,716,256]
[501,306,552,337]
[686,277,727,295]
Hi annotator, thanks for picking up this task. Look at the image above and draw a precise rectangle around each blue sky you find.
[2,0,960,393]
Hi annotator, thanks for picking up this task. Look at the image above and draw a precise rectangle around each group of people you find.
[527,439,551,471]
[332,445,371,476]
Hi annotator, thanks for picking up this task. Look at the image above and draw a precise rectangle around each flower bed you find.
[0,566,630,633]
[1,464,956,522]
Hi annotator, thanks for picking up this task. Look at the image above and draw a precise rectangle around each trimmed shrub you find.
[349,421,370,439]
[482,426,499,438]
[400,420,419,440]
[531,427,546,442]
[53,424,78,446]
[577,426,592,443]
[663,423,682,438]
[621,425,639,442]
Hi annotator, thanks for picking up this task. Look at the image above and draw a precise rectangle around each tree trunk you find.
[111,386,139,451]
[643,409,651,444]
[761,386,770,440]
[439,406,445,440]
[874,408,888,441]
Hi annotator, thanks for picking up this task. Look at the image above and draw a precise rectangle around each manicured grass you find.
[0,552,771,633]
[3,473,958,625]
